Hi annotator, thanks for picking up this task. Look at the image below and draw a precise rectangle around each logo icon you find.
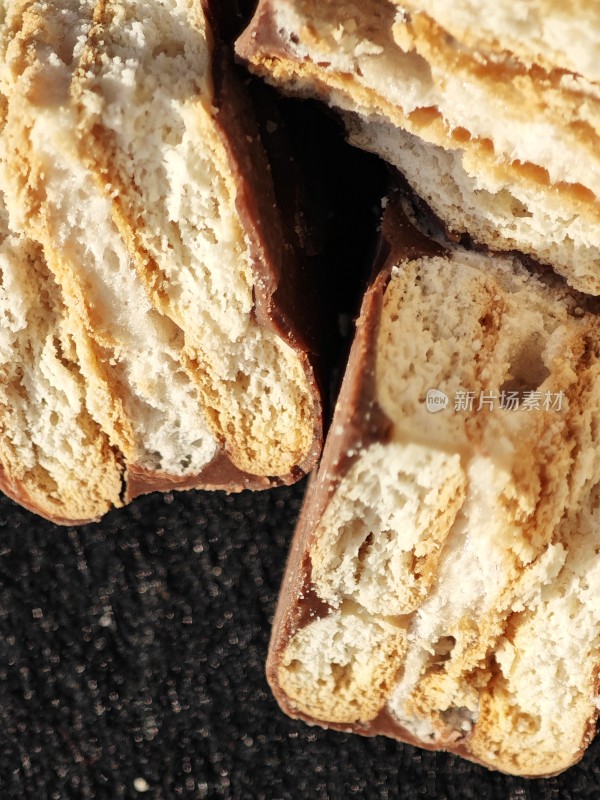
[426,388,448,413]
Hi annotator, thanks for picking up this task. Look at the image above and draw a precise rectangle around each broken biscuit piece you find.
[0,0,323,520]
[238,0,600,294]
[267,198,600,777]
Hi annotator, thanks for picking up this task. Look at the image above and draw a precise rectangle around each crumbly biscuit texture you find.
[238,0,600,294]
[272,242,600,776]
[0,0,320,520]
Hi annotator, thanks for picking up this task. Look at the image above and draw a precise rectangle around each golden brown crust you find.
[0,464,112,526]
[239,25,600,224]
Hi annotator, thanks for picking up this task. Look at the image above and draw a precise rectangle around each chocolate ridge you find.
[235,1,292,68]
[125,451,303,504]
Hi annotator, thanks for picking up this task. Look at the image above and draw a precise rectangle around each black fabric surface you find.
[0,487,599,799]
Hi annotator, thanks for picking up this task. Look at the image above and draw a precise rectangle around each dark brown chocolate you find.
[125,457,273,502]
[125,448,318,504]
[208,0,321,355]
[235,1,293,68]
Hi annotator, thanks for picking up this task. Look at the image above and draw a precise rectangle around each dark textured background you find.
[0,487,599,800]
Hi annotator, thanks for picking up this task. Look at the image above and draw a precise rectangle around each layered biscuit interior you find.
[239,0,600,294]
[277,249,600,776]
[77,0,315,475]
[397,0,600,82]
[0,0,316,486]
[1,0,220,478]
[75,0,316,476]
[0,129,122,521]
